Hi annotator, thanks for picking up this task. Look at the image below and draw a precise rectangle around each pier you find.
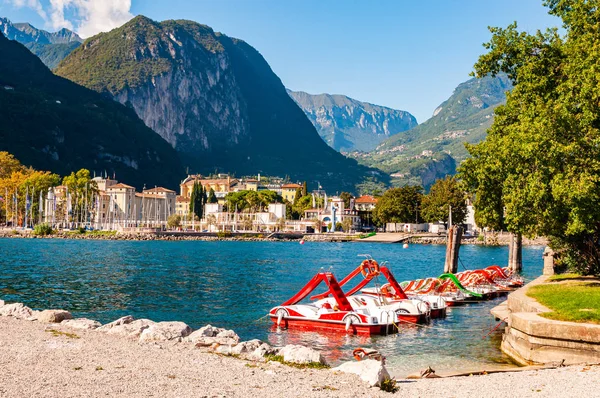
[357,232,441,244]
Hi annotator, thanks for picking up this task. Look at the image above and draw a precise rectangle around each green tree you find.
[167,214,181,229]
[340,192,353,209]
[372,186,423,226]
[291,195,323,220]
[341,217,353,232]
[62,169,98,225]
[293,187,303,206]
[24,170,61,224]
[302,181,308,196]
[258,190,281,210]
[459,1,600,275]
[421,176,467,224]
[207,188,217,204]
[189,182,205,219]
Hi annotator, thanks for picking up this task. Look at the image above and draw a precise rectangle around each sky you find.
[0,0,561,123]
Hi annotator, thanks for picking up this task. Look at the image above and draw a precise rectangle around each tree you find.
[189,182,204,219]
[372,186,423,226]
[275,217,286,231]
[206,214,217,231]
[291,194,323,220]
[341,217,353,232]
[421,176,467,224]
[62,169,97,225]
[258,190,281,210]
[0,153,60,226]
[0,151,25,179]
[167,214,181,229]
[293,187,303,205]
[24,170,61,224]
[302,181,308,197]
[340,192,353,209]
[207,188,217,204]
[459,1,600,275]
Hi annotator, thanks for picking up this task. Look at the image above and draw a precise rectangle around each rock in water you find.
[139,321,192,342]
[37,310,73,323]
[333,359,391,387]
[0,303,33,319]
[279,344,326,365]
[61,318,102,330]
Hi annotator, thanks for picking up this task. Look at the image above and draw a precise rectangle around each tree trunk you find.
[508,233,523,273]
[444,226,463,274]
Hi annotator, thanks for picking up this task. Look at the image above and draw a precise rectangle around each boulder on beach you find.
[96,315,135,331]
[103,319,156,339]
[247,342,279,361]
[229,339,263,355]
[0,303,33,319]
[279,344,326,365]
[139,321,192,342]
[333,359,390,387]
[37,310,73,323]
[186,325,240,346]
[61,318,102,330]
[0,300,5,307]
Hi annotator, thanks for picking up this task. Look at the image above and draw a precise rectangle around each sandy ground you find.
[0,316,598,398]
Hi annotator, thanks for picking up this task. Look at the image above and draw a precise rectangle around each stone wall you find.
[498,276,600,366]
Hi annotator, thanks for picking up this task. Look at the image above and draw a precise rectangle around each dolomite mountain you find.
[288,90,418,152]
[0,31,183,190]
[56,16,382,192]
[0,17,82,69]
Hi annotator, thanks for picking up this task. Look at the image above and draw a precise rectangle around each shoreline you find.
[0,229,549,246]
[0,312,597,397]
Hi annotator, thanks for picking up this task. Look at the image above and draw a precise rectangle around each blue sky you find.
[1,0,561,123]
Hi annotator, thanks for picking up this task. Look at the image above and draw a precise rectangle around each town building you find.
[354,195,378,211]
[281,183,302,202]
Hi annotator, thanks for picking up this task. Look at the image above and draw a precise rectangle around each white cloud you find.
[8,0,134,38]
[9,0,49,21]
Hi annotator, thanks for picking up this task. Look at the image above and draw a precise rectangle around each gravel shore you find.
[1,316,598,397]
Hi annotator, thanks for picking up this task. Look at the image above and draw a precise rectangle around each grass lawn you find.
[548,273,581,281]
[527,282,600,324]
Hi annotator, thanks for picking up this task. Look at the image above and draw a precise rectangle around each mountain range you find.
[53,16,382,192]
[0,17,82,69]
[287,90,417,152]
[348,74,512,188]
[1,14,511,193]
[0,30,183,189]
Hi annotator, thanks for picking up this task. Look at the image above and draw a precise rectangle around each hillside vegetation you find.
[0,31,183,190]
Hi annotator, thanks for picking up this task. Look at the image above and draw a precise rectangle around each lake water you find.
[0,238,545,376]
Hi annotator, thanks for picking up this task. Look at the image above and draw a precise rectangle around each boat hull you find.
[269,315,391,335]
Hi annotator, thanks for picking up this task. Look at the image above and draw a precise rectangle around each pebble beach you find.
[1,315,598,397]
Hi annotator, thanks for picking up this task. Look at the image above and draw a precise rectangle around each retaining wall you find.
[495,276,600,366]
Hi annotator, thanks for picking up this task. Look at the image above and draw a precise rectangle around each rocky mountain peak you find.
[288,90,417,152]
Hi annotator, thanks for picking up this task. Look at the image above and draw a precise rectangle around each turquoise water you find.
[0,238,544,376]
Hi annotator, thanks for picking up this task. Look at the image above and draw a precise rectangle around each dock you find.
[357,232,442,243]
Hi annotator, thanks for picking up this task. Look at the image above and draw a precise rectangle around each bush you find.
[167,214,181,229]
[380,378,399,393]
[33,223,54,236]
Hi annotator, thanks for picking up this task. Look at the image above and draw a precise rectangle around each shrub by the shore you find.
[33,223,54,236]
